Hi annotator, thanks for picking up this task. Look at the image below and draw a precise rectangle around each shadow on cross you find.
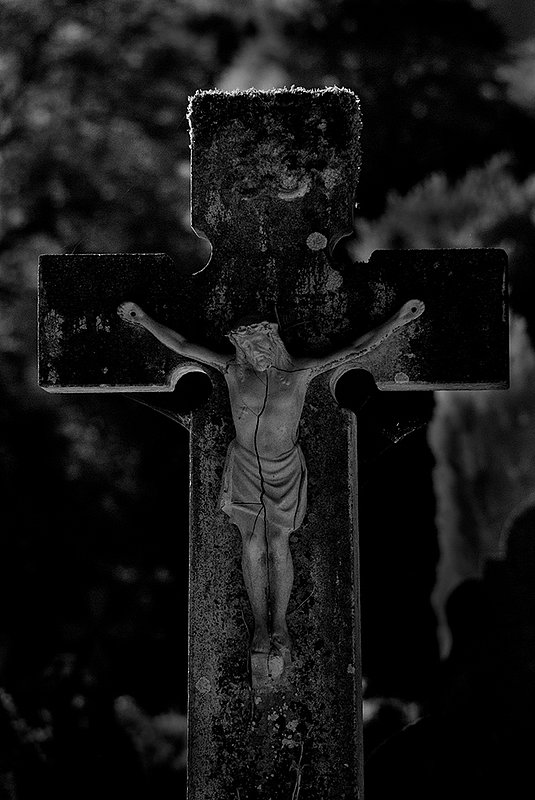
[127,371,213,425]
[334,368,434,470]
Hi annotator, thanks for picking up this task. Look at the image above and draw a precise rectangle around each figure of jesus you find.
[117,299,424,674]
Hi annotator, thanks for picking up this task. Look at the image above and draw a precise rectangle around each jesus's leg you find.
[267,525,293,660]
[238,516,270,655]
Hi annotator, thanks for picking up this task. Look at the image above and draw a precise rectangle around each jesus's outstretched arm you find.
[117,301,230,371]
[296,299,425,375]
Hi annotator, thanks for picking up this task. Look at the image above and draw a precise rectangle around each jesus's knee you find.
[239,521,267,560]
[267,527,291,561]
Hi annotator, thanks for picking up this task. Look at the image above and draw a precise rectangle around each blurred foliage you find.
[1,0,535,795]
[500,37,535,109]
[0,0,229,260]
[114,695,187,774]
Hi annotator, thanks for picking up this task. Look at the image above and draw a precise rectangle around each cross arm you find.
[297,298,425,376]
[37,253,227,393]
[329,248,509,392]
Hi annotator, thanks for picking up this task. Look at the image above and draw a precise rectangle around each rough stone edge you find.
[187,85,361,148]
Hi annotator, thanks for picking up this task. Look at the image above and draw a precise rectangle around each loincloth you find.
[220,440,307,534]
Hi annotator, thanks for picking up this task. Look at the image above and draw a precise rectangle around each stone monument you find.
[38,87,508,799]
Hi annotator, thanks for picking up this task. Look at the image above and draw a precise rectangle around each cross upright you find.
[38,88,508,800]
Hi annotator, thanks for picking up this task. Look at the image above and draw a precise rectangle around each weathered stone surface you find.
[344,248,508,389]
[39,253,185,391]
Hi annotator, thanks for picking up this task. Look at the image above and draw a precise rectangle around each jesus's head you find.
[227,319,292,372]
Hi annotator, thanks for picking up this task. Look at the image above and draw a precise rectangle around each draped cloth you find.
[220,440,307,533]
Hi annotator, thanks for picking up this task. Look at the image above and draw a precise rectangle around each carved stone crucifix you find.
[38,88,508,800]
[116,295,424,674]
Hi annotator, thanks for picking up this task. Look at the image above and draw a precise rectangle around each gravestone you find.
[38,88,508,799]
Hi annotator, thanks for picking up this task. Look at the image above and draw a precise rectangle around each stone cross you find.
[38,88,508,800]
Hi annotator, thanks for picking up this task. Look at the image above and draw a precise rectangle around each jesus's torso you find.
[224,362,311,458]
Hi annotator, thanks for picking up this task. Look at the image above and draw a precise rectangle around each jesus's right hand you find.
[117,301,146,325]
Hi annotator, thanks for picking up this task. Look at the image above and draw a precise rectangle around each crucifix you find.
[38,88,508,799]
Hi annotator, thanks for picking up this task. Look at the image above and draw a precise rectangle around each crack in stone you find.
[252,371,271,643]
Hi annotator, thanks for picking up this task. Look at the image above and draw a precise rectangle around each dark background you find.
[2,0,535,797]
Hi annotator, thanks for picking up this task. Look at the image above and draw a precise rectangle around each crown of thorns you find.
[227,320,279,337]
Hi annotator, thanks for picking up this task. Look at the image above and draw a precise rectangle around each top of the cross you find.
[187,86,361,253]
[187,84,359,111]
[187,85,360,156]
